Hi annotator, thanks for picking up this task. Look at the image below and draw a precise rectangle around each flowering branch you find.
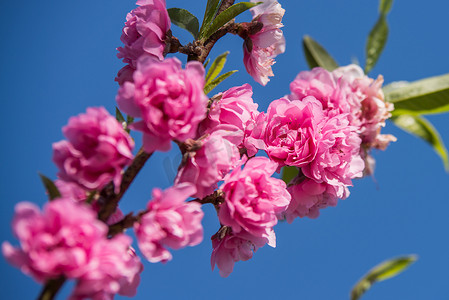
[4,0,419,299]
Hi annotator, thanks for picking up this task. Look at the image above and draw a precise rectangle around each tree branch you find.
[98,147,153,222]
[37,276,66,300]
[217,0,235,15]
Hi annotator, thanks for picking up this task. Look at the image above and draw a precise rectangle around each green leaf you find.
[167,8,200,39]
[205,51,229,84]
[382,81,409,94]
[204,70,237,94]
[379,0,393,14]
[364,15,389,74]
[39,173,61,201]
[351,255,417,300]
[392,114,449,171]
[126,115,134,127]
[202,2,260,40]
[199,0,222,39]
[116,107,125,124]
[203,58,211,69]
[281,166,299,185]
[385,73,449,115]
[116,107,132,133]
[302,35,339,71]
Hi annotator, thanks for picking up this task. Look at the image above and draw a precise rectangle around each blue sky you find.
[1,0,448,299]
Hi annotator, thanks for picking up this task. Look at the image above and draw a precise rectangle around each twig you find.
[98,147,153,222]
[36,276,66,300]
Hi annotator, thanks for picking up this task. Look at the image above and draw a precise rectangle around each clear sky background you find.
[1,1,449,299]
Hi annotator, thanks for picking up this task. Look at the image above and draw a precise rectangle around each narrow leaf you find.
[302,35,339,71]
[199,0,221,39]
[116,107,131,132]
[205,51,229,84]
[382,81,409,94]
[202,2,260,41]
[126,115,134,134]
[167,8,199,39]
[39,173,61,201]
[365,15,389,74]
[281,166,299,185]
[392,114,449,171]
[379,0,393,14]
[126,115,134,126]
[203,58,211,69]
[116,107,125,124]
[204,70,237,94]
[386,73,449,115]
[351,255,417,300]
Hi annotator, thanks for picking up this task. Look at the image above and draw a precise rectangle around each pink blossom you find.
[289,65,395,150]
[134,184,204,263]
[52,107,134,193]
[116,0,170,84]
[198,84,265,156]
[116,57,208,153]
[2,198,107,282]
[218,156,290,239]
[175,132,239,199]
[289,67,361,123]
[243,0,285,85]
[263,97,325,168]
[282,176,340,222]
[301,112,364,198]
[71,236,143,300]
[211,227,275,277]
[332,64,395,148]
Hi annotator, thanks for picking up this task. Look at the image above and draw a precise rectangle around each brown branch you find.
[107,210,147,237]
[187,22,239,63]
[190,190,224,206]
[37,276,66,300]
[164,30,183,55]
[98,147,153,222]
[217,0,235,15]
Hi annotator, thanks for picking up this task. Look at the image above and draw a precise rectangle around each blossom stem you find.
[36,276,65,300]
[107,210,147,237]
[98,147,153,222]
[190,190,224,205]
